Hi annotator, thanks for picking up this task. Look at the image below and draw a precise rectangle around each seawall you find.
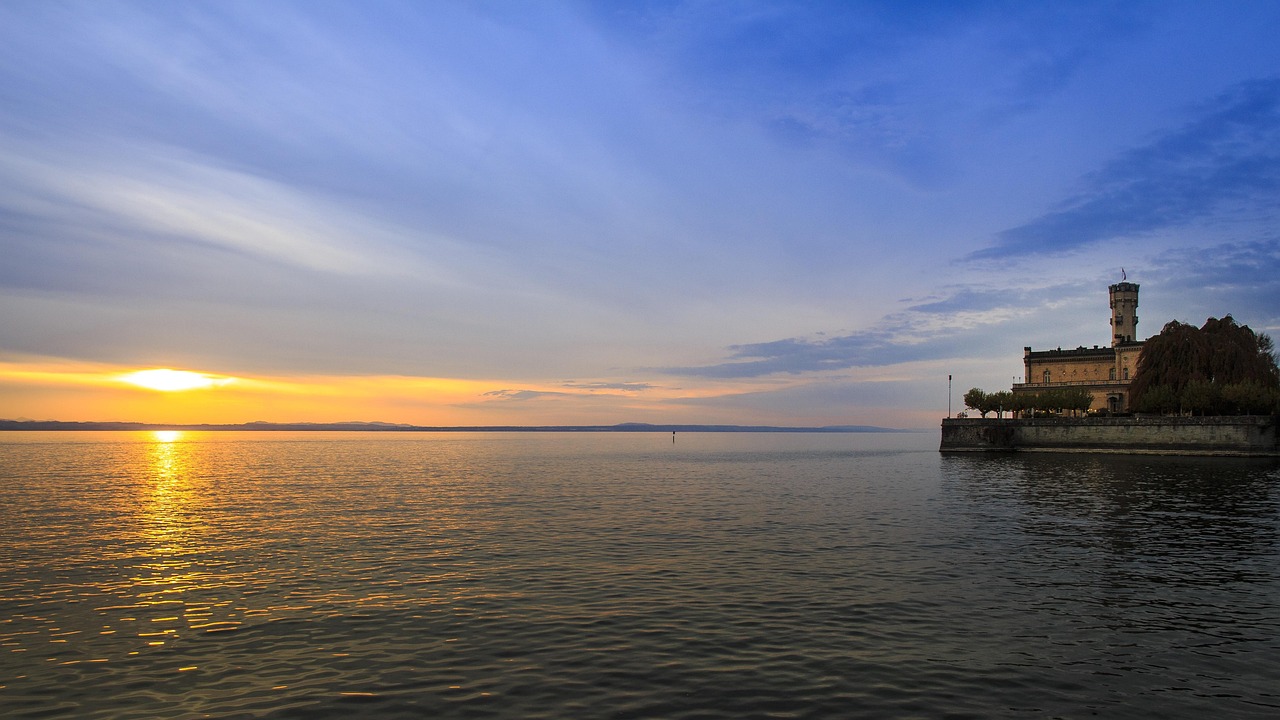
[940,416,1280,456]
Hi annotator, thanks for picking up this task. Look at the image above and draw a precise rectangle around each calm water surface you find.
[1,431,1278,719]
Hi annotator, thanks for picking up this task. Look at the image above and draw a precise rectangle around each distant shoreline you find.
[0,420,916,433]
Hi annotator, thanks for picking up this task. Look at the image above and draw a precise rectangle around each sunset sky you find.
[2,1,1278,429]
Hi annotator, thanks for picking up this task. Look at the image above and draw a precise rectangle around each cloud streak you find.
[0,143,454,278]
[1144,238,1280,330]
[664,286,1048,378]
[561,381,656,392]
[970,78,1280,260]
[482,389,573,402]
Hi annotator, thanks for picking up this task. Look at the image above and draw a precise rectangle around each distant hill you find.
[609,423,913,433]
[0,419,913,433]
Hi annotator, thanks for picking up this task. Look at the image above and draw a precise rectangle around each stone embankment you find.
[940,415,1279,456]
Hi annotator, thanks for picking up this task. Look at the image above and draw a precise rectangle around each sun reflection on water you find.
[128,431,245,650]
[145,433,192,544]
[153,430,182,443]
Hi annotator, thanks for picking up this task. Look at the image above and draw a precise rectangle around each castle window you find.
[1123,367,1129,380]
[1043,370,1051,384]
[1109,368,1116,380]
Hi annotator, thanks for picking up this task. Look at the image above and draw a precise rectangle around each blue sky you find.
[1,0,1278,428]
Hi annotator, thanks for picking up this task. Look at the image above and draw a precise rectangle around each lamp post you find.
[947,374,952,418]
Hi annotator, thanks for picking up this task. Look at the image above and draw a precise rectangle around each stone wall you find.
[940,416,1279,456]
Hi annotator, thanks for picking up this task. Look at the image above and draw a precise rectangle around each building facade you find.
[1012,282,1144,413]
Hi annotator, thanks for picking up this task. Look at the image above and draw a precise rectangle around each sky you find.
[2,0,1278,429]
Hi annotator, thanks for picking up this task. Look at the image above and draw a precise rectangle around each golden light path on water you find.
[75,430,244,670]
[47,430,485,708]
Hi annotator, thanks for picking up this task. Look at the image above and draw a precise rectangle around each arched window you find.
[1109,367,1116,380]
[1122,367,1129,380]
[1043,370,1051,384]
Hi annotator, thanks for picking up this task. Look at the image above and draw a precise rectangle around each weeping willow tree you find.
[1130,316,1280,415]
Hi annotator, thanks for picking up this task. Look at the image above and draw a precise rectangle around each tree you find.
[1180,380,1220,416]
[964,388,989,417]
[1128,320,1206,403]
[1008,391,1031,417]
[988,391,1014,418]
[1060,387,1094,417]
[1220,382,1277,415]
[1130,316,1279,415]
[1202,316,1279,387]
[963,388,1015,418]
[1038,388,1066,415]
[1133,384,1179,414]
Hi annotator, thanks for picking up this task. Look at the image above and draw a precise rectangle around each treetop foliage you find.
[1129,316,1279,415]
[963,387,1091,418]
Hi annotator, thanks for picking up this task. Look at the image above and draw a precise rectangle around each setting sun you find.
[121,369,234,392]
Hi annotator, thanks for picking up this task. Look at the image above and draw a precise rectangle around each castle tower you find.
[1109,281,1139,346]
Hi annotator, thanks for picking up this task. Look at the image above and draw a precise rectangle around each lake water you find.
[1,431,1278,719]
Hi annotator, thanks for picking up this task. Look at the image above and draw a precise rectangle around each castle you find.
[1011,281,1144,413]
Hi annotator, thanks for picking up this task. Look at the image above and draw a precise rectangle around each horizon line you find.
[0,419,921,433]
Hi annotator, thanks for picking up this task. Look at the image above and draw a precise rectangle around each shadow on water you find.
[941,452,1280,565]
[934,453,1280,718]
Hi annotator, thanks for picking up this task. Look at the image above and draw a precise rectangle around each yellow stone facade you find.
[1012,282,1145,413]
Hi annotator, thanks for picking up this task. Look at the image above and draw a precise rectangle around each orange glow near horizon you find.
[0,356,688,424]
[0,355,936,428]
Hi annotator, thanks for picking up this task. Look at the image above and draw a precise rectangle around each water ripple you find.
[2,432,1278,718]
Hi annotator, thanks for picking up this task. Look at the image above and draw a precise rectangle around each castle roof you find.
[1024,340,1143,360]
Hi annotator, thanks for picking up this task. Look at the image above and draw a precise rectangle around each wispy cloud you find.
[485,381,659,400]
[969,78,1280,260]
[1153,238,1280,289]
[482,389,573,402]
[1144,238,1280,330]
[663,285,1057,379]
[561,381,656,392]
[0,142,451,278]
